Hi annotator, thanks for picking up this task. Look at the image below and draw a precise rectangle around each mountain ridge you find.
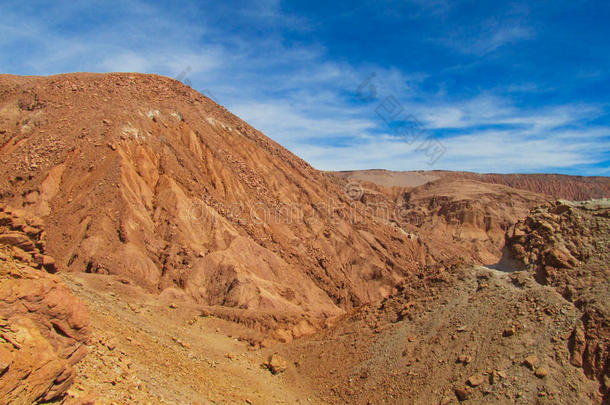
[334,169,610,200]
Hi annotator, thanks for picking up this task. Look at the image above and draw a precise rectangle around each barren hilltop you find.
[1,73,608,404]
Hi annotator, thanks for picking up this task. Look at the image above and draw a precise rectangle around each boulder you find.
[455,387,471,401]
[265,353,287,374]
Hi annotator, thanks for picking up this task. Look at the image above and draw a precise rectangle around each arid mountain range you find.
[0,73,608,404]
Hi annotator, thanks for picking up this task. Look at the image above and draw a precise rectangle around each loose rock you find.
[524,355,539,369]
[265,353,287,374]
[535,367,548,378]
[455,387,471,401]
[467,374,485,387]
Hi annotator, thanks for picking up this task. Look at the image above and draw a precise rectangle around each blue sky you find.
[1,0,609,175]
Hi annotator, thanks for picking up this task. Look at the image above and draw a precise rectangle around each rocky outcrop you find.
[506,200,610,399]
[0,206,90,404]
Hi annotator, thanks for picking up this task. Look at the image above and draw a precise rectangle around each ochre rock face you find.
[0,73,428,337]
[333,175,549,265]
[0,206,90,404]
[393,178,548,264]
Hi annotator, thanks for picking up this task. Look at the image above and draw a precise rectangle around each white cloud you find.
[1,0,608,176]
[230,101,376,144]
[416,95,601,131]
[297,126,610,175]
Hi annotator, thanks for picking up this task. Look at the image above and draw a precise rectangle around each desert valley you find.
[0,73,609,405]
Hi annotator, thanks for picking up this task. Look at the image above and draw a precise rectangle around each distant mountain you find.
[335,169,610,200]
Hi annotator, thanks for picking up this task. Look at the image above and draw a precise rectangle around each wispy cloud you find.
[0,0,608,176]
[231,101,377,144]
[297,125,610,175]
[415,95,601,131]
[440,22,534,56]
[439,3,534,56]
[473,23,533,54]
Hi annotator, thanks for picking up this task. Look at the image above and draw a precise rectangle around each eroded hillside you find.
[1,73,608,404]
[0,73,430,341]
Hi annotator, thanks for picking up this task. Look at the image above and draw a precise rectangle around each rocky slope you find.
[0,206,90,404]
[505,200,610,400]
[48,261,608,404]
[273,262,604,404]
[44,225,609,405]
[0,73,429,339]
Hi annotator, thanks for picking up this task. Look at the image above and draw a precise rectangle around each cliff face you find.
[0,73,428,339]
[396,178,548,264]
[350,177,548,265]
[0,206,90,404]
[335,169,607,266]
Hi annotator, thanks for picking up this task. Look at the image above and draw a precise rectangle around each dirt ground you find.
[280,265,602,404]
[61,272,322,405]
[60,263,604,405]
